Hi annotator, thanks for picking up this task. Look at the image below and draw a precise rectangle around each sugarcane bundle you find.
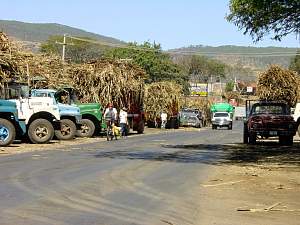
[0,51,64,86]
[183,97,212,121]
[257,65,300,107]
[0,32,10,52]
[144,81,182,120]
[65,59,146,110]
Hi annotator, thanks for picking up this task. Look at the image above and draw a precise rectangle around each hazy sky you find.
[1,0,299,49]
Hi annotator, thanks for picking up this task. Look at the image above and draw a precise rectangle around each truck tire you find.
[279,136,293,146]
[28,119,54,144]
[55,119,76,140]
[137,120,144,134]
[76,119,95,138]
[0,119,16,146]
[228,123,232,130]
[243,125,249,144]
[298,123,300,137]
[249,132,256,145]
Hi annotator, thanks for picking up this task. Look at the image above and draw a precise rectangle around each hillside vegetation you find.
[0,20,123,44]
[169,45,298,70]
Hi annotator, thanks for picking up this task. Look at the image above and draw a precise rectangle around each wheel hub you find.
[0,126,9,142]
[35,126,49,138]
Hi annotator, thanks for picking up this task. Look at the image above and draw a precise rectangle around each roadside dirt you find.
[198,139,300,225]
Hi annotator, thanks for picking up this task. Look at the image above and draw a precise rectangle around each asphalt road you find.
[0,122,244,225]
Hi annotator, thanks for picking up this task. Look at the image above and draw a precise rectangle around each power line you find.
[66,35,299,57]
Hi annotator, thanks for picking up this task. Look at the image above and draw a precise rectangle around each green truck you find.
[0,100,26,146]
[210,102,234,130]
[38,88,103,138]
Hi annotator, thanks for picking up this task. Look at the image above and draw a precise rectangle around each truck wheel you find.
[28,119,54,144]
[76,119,95,138]
[249,132,256,145]
[0,119,16,146]
[228,123,232,130]
[279,136,293,146]
[298,124,300,137]
[55,119,76,140]
[137,120,144,134]
[243,125,249,144]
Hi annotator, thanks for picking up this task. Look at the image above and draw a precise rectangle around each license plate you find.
[269,131,277,135]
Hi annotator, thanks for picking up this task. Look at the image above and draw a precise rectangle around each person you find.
[104,103,118,134]
[119,107,128,137]
[161,112,167,129]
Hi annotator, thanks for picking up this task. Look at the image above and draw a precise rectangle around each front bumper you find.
[250,129,296,137]
[212,121,231,126]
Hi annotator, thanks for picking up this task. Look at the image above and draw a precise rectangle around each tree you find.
[227,0,300,42]
[225,82,235,92]
[174,55,226,83]
[289,50,300,75]
[104,42,190,92]
[41,35,107,63]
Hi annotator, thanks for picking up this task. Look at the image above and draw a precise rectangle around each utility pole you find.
[56,34,67,62]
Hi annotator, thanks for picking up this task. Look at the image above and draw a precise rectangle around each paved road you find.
[0,123,243,225]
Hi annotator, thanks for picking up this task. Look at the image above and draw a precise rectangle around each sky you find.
[1,0,299,49]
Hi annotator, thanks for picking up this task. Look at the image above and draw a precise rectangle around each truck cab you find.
[3,83,61,144]
[210,103,233,130]
[31,89,82,140]
[243,100,297,145]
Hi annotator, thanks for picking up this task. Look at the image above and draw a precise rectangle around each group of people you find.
[104,103,128,137]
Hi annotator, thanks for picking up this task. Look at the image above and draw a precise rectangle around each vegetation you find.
[289,50,300,75]
[40,35,108,63]
[173,55,226,83]
[104,42,189,92]
[227,0,300,42]
[0,20,123,44]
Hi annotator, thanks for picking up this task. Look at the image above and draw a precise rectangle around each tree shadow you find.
[94,140,300,166]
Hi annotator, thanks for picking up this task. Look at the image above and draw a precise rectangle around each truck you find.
[56,87,103,138]
[3,83,61,144]
[243,100,297,145]
[292,102,300,137]
[210,103,233,130]
[30,89,82,140]
[0,99,26,146]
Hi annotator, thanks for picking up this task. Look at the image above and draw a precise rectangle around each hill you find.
[0,20,123,45]
[169,45,299,81]
[169,45,298,69]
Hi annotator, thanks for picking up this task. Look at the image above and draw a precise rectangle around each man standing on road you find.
[161,112,167,129]
[119,107,128,137]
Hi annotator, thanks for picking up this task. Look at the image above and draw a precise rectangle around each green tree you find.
[227,0,300,41]
[104,42,189,92]
[41,35,107,63]
[174,55,226,83]
[225,82,234,92]
[289,50,300,75]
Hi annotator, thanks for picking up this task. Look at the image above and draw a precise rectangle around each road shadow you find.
[94,140,300,166]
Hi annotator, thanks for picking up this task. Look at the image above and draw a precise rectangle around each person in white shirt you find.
[161,112,167,129]
[119,107,128,137]
[104,103,118,134]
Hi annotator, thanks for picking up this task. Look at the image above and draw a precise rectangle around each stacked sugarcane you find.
[184,97,212,122]
[64,59,146,110]
[257,65,300,107]
[144,81,182,120]
[0,32,10,52]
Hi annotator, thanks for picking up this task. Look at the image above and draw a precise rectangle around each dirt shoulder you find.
[198,139,300,225]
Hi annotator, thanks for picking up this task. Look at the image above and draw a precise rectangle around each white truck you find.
[9,97,60,144]
[5,83,61,144]
[292,103,300,136]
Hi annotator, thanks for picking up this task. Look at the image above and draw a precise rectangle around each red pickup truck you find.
[243,101,297,145]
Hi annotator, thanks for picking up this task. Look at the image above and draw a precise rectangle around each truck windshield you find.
[214,113,229,117]
[251,105,287,115]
